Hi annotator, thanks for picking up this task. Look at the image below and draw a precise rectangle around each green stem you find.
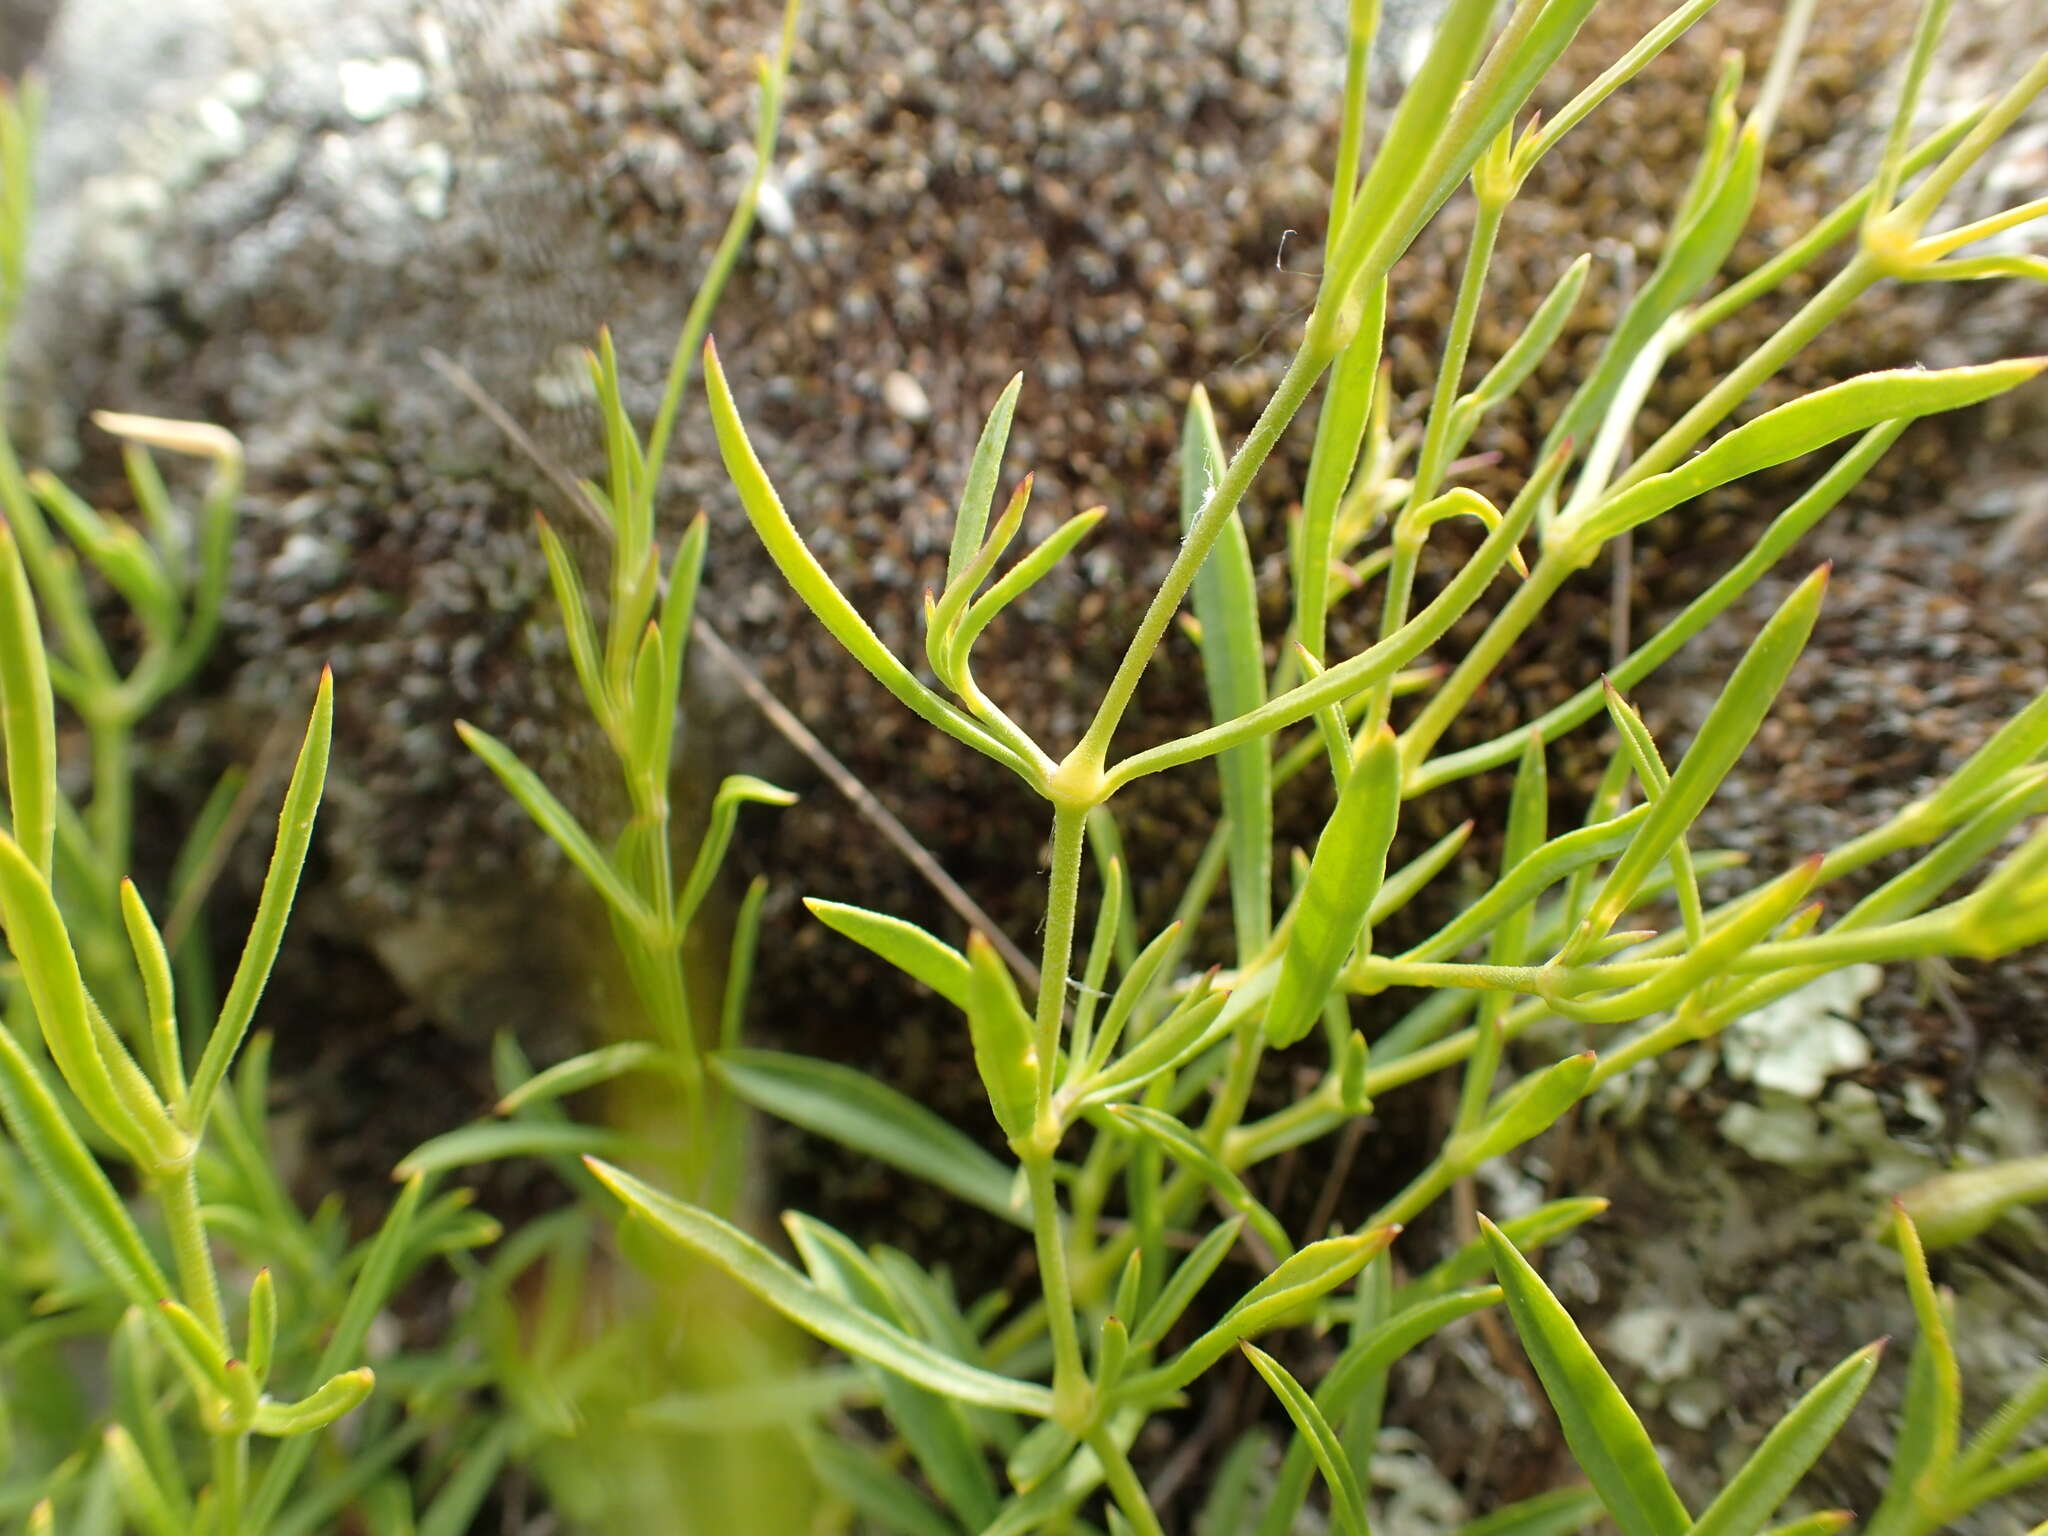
[1024,1152,1088,1421]
[1399,546,1575,772]
[1411,201,1505,504]
[211,1431,247,1536]
[1074,344,1329,769]
[90,716,132,896]
[1088,1424,1167,1536]
[1033,802,1090,1125]
[161,1163,226,1345]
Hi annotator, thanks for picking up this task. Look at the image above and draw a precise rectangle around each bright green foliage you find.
[3,0,2047,1529]
[596,0,2048,1530]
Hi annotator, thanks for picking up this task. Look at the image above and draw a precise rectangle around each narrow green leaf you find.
[188,669,334,1123]
[119,881,182,1107]
[1480,1215,1691,1536]
[1183,385,1273,957]
[587,1158,1055,1416]
[723,873,770,1051]
[703,339,1028,776]
[1401,1199,1609,1305]
[1132,1216,1245,1352]
[1076,984,1232,1110]
[946,373,1024,593]
[1268,726,1401,1046]
[102,1426,183,1536]
[1139,1227,1398,1396]
[1081,919,1184,1080]
[1891,1201,1961,1483]
[804,898,972,1010]
[1108,1104,1291,1258]
[245,1268,276,1387]
[535,514,610,722]
[1369,819,1475,927]
[494,1042,667,1117]
[1242,1344,1370,1536]
[0,519,54,877]
[1576,566,1827,945]
[804,1431,964,1536]
[1454,1486,1606,1536]
[674,773,798,941]
[965,932,1040,1140]
[1449,1053,1594,1171]
[1891,1153,2048,1251]
[1451,254,1593,450]
[930,473,1031,678]
[1687,1341,1882,1536]
[713,1049,1024,1226]
[395,1120,635,1181]
[458,718,653,932]
[948,505,1107,673]
[787,1214,1001,1528]
[1577,359,2047,547]
[0,825,181,1166]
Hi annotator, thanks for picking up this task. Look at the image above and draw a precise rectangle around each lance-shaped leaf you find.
[1574,566,1826,947]
[703,339,1027,776]
[805,898,972,1009]
[459,719,650,928]
[946,373,1024,593]
[1263,1286,1506,1534]
[1687,1341,1882,1536]
[494,1042,667,1117]
[946,504,1107,677]
[930,473,1031,676]
[1893,1154,2048,1252]
[104,1424,185,1536]
[0,519,55,877]
[535,514,610,722]
[1077,919,1183,1081]
[245,1268,276,1388]
[1447,254,1593,456]
[965,933,1040,1140]
[675,774,798,939]
[0,832,183,1167]
[251,1368,375,1437]
[1132,1216,1244,1352]
[787,1215,1001,1528]
[1571,359,2046,548]
[1183,385,1273,957]
[1242,1344,1370,1536]
[587,1158,1054,1416]
[1447,1053,1594,1173]
[1107,1104,1291,1258]
[1134,1226,1398,1396]
[1072,982,1232,1111]
[714,1049,1024,1227]
[1482,1215,1691,1536]
[184,668,331,1125]
[1268,726,1401,1046]
[803,1430,964,1536]
[1402,1198,1609,1305]
[394,1120,636,1180]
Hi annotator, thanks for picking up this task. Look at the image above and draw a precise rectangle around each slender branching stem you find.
[1089,1423,1168,1536]
[1074,343,1329,772]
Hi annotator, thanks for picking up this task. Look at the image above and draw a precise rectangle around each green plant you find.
[570,0,2048,1530]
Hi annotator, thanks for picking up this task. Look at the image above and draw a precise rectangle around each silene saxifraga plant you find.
[570,0,2048,1531]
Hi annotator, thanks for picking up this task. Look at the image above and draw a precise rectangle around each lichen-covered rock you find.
[7,0,2046,1524]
